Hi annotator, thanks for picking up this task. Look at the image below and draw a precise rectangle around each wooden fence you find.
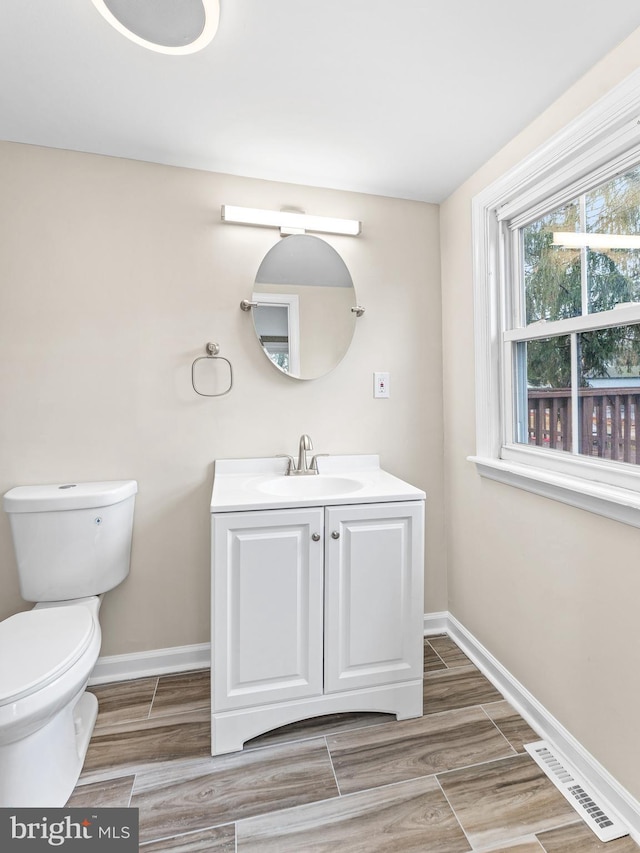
[527,387,640,463]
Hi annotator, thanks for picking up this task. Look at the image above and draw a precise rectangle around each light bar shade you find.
[553,231,640,250]
[221,205,361,236]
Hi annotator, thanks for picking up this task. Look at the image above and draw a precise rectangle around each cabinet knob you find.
[331,531,340,539]
[311,533,321,541]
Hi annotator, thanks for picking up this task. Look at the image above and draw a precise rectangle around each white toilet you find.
[0,479,137,807]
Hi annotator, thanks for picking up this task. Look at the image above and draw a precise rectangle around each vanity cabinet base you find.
[210,493,425,757]
[211,679,423,755]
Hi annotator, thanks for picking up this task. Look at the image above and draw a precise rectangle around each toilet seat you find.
[0,606,96,706]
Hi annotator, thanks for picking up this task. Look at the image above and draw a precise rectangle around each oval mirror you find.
[250,234,358,380]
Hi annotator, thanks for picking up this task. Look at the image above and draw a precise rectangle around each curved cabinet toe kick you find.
[210,499,425,755]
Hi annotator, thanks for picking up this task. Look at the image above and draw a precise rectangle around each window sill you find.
[469,455,640,528]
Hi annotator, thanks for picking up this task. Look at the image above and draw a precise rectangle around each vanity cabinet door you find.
[212,507,324,712]
[323,501,424,694]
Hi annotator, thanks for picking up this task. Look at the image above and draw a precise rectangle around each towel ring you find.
[191,343,233,397]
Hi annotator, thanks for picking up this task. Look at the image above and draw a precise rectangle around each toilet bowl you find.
[1,478,137,807]
[0,597,102,807]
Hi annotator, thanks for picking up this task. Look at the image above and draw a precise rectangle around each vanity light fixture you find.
[553,231,640,250]
[221,205,362,237]
[91,0,220,55]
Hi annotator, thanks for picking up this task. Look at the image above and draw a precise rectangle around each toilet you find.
[0,479,137,807]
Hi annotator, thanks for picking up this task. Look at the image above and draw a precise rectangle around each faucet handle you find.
[276,454,296,474]
[309,453,329,473]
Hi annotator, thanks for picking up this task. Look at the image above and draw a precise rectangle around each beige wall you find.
[441,28,640,801]
[0,141,446,655]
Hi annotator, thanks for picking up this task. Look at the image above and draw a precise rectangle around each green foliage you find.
[524,205,581,326]
[522,169,640,387]
[526,337,571,388]
[581,324,640,383]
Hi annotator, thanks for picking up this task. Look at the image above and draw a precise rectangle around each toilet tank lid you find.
[3,480,138,513]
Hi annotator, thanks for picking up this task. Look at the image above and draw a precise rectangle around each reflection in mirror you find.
[252,295,300,374]
[251,235,357,380]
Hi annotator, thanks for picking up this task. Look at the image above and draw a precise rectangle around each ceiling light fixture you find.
[553,231,640,250]
[91,0,220,55]
[221,205,362,237]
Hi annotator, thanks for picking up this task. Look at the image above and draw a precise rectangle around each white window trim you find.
[470,67,640,528]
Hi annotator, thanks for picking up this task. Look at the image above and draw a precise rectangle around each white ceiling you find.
[2,1,640,203]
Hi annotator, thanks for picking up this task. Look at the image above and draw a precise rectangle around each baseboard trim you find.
[89,642,210,685]
[423,611,449,635]
[424,611,640,844]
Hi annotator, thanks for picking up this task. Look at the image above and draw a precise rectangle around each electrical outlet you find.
[374,372,390,398]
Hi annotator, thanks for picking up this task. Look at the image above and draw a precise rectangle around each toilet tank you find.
[3,480,137,602]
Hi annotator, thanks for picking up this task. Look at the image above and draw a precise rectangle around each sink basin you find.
[256,475,363,498]
[211,455,426,511]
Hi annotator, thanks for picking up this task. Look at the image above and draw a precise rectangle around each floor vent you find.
[524,740,629,843]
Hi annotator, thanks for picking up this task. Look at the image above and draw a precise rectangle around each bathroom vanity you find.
[209,454,425,754]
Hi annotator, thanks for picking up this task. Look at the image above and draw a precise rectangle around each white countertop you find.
[210,454,426,512]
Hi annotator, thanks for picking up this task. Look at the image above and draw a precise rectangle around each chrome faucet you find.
[296,433,313,474]
[279,434,324,475]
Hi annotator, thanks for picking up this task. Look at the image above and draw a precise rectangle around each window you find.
[471,69,640,526]
[514,171,640,462]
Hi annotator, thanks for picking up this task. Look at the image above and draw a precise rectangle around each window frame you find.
[470,68,640,527]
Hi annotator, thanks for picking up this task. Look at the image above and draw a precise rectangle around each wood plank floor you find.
[66,635,640,852]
